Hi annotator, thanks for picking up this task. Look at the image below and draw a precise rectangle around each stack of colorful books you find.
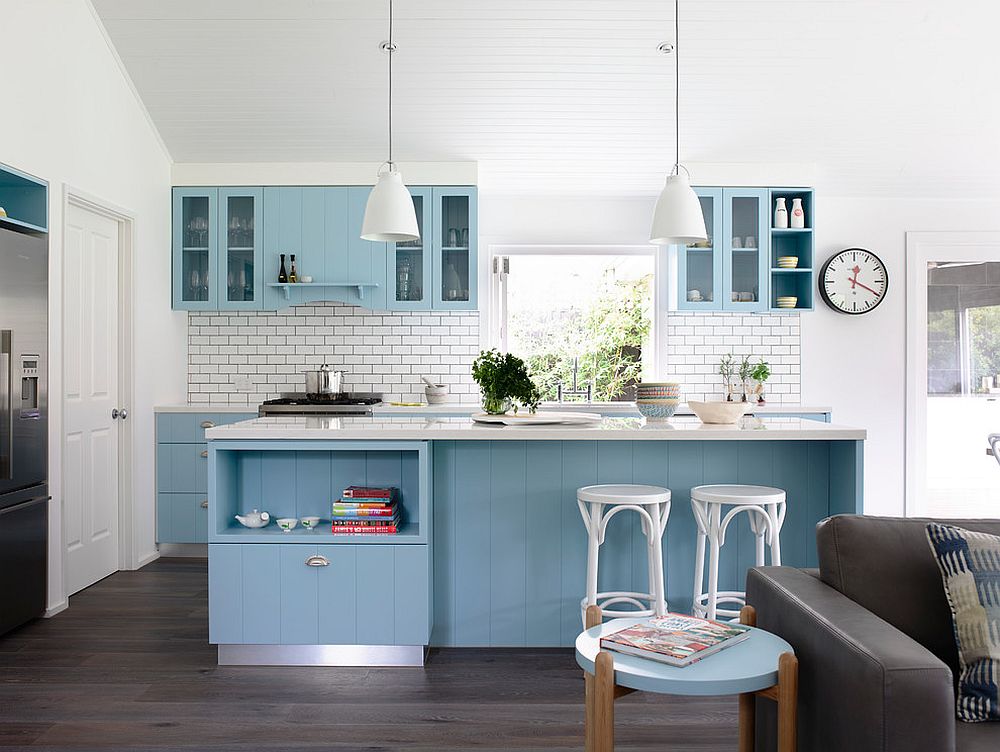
[331,486,400,534]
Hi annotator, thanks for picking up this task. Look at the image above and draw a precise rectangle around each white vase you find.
[790,198,805,229]
[774,198,788,229]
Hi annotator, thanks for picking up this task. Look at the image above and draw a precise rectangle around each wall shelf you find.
[266,281,380,300]
[0,163,48,233]
[0,214,47,234]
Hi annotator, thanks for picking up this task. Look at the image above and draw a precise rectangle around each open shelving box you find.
[208,440,431,544]
[769,188,815,311]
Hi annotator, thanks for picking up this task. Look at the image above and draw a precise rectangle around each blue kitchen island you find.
[205,415,865,665]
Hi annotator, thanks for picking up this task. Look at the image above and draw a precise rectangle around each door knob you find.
[111,408,128,420]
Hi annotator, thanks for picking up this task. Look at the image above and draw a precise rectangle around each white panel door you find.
[63,203,120,595]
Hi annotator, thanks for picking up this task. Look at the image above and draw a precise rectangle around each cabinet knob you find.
[201,421,215,429]
[200,500,209,509]
[200,450,208,458]
[305,555,330,568]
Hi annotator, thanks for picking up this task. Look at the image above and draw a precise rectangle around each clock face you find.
[819,248,888,315]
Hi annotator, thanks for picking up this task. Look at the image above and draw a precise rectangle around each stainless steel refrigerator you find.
[0,226,48,636]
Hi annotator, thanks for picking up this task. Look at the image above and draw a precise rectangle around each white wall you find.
[482,192,1000,518]
[0,0,184,612]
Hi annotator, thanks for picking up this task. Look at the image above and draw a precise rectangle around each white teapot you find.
[235,509,270,529]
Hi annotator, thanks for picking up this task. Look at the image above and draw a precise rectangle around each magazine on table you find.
[599,613,751,667]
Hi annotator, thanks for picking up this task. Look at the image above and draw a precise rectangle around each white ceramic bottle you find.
[790,198,805,229]
[774,198,788,229]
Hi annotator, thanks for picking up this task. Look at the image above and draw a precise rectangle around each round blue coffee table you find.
[575,606,797,751]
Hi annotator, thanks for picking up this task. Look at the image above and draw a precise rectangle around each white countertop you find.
[205,415,865,441]
[157,402,833,415]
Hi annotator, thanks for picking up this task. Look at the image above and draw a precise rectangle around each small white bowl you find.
[277,517,298,532]
[300,275,314,283]
[300,516,321,530]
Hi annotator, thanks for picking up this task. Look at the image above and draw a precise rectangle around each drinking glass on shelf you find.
[447,228,460,247]
[461,228,469,247]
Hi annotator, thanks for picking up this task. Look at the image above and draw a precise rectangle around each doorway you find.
[906,232,1000,518]
[61,193,134,596]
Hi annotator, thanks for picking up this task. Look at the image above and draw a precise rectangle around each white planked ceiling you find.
[92,0,1000,196]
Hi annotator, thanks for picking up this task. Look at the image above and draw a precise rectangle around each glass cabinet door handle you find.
[200,500,209,509]
[305,555,330,568]
[200,450,208,458]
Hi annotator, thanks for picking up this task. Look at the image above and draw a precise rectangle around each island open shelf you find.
[208,439,430,544]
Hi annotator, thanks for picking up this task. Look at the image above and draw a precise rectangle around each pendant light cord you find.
[674,0,680,173]
[387,0,394,169]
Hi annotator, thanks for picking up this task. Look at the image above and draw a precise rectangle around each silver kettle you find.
[304,364,344,396]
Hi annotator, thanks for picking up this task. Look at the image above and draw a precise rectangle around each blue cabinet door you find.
[172,188,218,310]
[722,188,769,312]
[386,186,433,310]
[217,188,263,310]
[677,187,723,311]
[431,187,478,310]
[347,187,388,310]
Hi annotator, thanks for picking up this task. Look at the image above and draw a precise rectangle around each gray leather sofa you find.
[747,515,1000,752]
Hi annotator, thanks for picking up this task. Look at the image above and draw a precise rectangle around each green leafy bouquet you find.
[472,349,542,414]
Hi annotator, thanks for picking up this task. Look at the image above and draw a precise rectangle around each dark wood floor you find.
[0,558,737,751]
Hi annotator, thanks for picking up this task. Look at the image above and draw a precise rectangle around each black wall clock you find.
[819,248,888,315]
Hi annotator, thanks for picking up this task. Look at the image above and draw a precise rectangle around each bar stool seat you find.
[691,484,786,621]
[577,484,671,626]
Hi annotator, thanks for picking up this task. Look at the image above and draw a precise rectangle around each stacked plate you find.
[636,382,681,421]
[776,296,798,309]
[777,256,799,269]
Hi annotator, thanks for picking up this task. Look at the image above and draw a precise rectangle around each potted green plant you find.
[472,349,542,415]
[718,354,735,401]
[738,355,753,402]
[750,359,771,405]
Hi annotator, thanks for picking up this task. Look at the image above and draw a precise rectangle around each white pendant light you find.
[361,0,420,243]
[649,0,707,246]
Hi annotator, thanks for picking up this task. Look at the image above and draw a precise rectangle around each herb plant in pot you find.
[750,359,771,405]
[472,349,541,415]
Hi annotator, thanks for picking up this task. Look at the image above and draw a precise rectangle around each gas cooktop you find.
[258,393,383,416]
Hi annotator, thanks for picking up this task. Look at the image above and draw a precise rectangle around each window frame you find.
[484,244,669,386]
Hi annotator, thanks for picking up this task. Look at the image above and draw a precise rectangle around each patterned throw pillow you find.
[926,523,1000,722]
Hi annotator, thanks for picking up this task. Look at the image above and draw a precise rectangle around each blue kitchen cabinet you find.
[172,188,219,310]
[217,188,264,310]
[431,187,478,311]
[676,188,724,311]
[386,186,434,310]
[173,188,264,311]
[676,187,798,313]
[155,411,254,544]
[262,187,387,309]
[722,187,769,312]
[768,187,815,311]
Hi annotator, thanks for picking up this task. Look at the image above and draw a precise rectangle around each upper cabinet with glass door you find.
[431,187,478,310]
[677,188,723,311]
[387,187,433,310]
[172,188,218,310]
[218,188,263,310]
[722,188,769,312]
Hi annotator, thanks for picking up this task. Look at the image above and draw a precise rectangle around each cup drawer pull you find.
[200,450,208,458]
[305,555,330,568]
[200,421,215,429]
[200,500,209,509]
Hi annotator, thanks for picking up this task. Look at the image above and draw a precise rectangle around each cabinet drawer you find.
[156,443,209,493]
[208,543,431,646]
[156,412,255,443]
[157,493,209,543]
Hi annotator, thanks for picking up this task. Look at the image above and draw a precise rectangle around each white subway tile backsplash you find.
[663,312,801,404]
[188,306,800,407]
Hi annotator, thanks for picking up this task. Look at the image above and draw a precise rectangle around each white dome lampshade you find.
[361,170,420,243]
[649,171,707,246]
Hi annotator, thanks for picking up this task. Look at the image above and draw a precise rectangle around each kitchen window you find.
[489,246,663,402]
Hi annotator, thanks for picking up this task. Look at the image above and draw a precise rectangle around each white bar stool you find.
[690,484,787,621]
[577,484,672,626]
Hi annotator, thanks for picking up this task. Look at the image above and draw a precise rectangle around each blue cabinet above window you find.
[673,186,814,313]
[172,185,478,312]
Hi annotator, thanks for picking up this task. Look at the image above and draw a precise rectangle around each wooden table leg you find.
[738,692,756,752]
[594,651,615,752]
[738,604,757,752]
[777,652,798,752]
[584,605,602,752]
